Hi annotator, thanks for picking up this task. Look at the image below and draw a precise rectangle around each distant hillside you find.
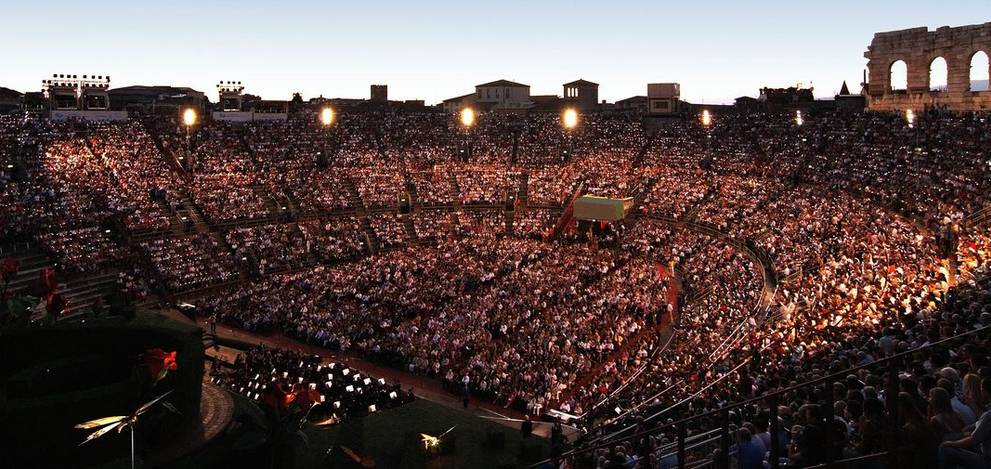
[972,80,989,92]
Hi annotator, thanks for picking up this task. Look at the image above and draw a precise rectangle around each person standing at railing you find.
[735,427,764,469]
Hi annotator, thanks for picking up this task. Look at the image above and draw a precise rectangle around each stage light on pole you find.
[182,108,198,127]
[905,109,915,128]
[320,106,335,127]
[562,108,579,130]
[182,108,198,155]
[701,109,712,127]
[460,107,475,128]
[459,107,476,162]
[795,110,804,126]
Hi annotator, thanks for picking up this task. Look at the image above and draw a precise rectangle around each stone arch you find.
[865,23,991,110]
[889,60,908,91]
[929,57,948,92]
[971,50,989,92]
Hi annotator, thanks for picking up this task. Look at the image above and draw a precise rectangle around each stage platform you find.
[145,382,235,467]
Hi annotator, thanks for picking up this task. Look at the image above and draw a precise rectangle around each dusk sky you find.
[2,1,986,105]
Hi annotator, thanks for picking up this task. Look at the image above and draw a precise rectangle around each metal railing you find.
[531,324,991,468]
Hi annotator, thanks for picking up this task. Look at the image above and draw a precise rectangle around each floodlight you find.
[562,108,579,129]
[320,106,335,127]
[460,107,475,127]
[182,108,198,127]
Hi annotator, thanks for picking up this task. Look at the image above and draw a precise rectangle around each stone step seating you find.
[1,245,119,312]
[58,272,120,312]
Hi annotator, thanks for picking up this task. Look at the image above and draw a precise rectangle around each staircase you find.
[629,132,656,169]
[449,211,464,238]
[281,190,300,218]
[140,119,189,179]
[448,172,462,208]
[251,184,284,218]
[401,214,419,245]
[178,195,211,233]
[517,172,529,206]
[0,244,120,313]
[359,216,378,254]
[405,177,419,206]
[505,208,516,234]
[3,247,52,293]
[629,176,657,211]
[343,176,366,213]
[159,197,187,236]
[201,331,216,350]
[546,182,585,240]
[60,272,121,312]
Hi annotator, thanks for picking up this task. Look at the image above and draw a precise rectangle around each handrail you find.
[528,324,991,467]
[802,451,889,469]
[576,213,777,430]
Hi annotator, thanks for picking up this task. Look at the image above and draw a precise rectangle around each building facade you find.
[865,22,991,112]
[647,83,681,115]
[475,79,531,110]
[370,85,388,102]
[563,79,599,111]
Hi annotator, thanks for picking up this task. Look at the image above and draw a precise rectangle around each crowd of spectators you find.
[297,218,367,262]
[139,234,239,291]
[411,209,457,243]
[2,108,990,468]
[368,212,409,249]
[199,237,673,416]
[226,223,309,274]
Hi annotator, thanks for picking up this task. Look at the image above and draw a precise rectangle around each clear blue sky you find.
[1,1,986,105]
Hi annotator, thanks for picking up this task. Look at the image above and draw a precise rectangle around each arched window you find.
[971,51,989,92]
[890,60,908,91]
[929,57,947,92]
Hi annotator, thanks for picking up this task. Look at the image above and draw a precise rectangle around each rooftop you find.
[476,79,529,88]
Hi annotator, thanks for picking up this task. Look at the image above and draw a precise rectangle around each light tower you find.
[182,107,198,156]
[700,109,713,169]
[318,105,336,168]
[41,73,111,111]
[459,107,475,162]
[561,108,579,160]
[217,80,245,111]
